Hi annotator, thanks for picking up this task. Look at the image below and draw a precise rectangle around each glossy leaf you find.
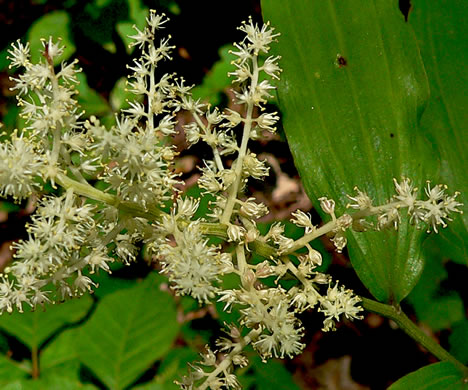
[261,0,433,303]
[409,0,468,265]
[0,296,92,350]
[388,362,467,390]
[77,273,180,390]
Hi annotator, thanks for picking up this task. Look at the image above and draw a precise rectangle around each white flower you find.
[347,186,373,210]
[238,18,280,54]
[8,40,31,68]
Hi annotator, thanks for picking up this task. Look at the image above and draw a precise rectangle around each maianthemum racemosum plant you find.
[0,10,464,389]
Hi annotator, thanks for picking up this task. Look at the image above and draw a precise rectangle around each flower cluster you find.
[348,178,463,233]
[0,11,463,390]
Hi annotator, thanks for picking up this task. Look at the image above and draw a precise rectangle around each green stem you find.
[31,345,39,379]
[361,297,468,374]
[220,55,259,224]
[55,173,161,220]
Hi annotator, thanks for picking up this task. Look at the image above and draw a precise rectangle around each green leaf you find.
[408,241,464,331]
[117,0,149,54]
[76,73,111,117]
[388,362,468,390]
[27,11,75,65]
[449,320,468,365]
[0,355,28,384]
[191,45,236,106]
[155,347,199,389]
[409,0,468,265]
[109,77,142,112]
[261,0,433,303]
[238,356,301,390]
[40,329,80,376]
[132,383,167,390]
[77,273,180,390]
[3,377,98,390]
[0,296,92,350]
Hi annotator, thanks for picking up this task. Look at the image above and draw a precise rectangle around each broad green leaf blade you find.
[27,11,75,65]
[409,0,468,265]
[3,377,98,390]
[77,274,180,390]
[0,296,92,350]
[0,355,28,385]
[41,329,80,375]
[388,362,468,390]
[449,320,468,365]
[261,0,433,303]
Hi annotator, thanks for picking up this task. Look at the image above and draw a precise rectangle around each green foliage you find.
[388,362,468,390]
[77,274,180,390]
[239,356,301,390]
[191,45,236,106]
[27,11,75,65]
[409,0,468,266]
[0,274,185,389]
[261,0,434,304]
[0,1,466,389]
[449,321,468,366]
[76,73,112,117]
[408,242,464,332]
[0,295,92,350]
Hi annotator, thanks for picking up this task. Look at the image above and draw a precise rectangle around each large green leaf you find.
[388,362,468,390]
[40,328,81,378]
[0,355,28,385]
[0,296,92,350]
[2,377,98,390]
[27,11,75,65]
[261,0,433,303]
[77,273,180,390]
[409,0,468,265]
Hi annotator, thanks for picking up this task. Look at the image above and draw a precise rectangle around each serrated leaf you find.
[27,11,75,65]
[409,0,468,265]
[388,362,467,390]
[77,273,180,390]
[0,296,92,350]
[261,0,434,303]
